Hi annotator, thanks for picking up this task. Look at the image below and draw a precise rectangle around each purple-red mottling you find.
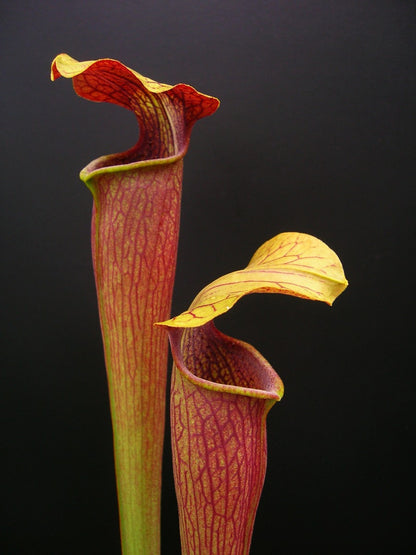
[169,324,281,554]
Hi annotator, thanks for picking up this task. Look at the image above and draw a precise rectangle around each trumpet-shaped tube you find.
[169,324,283,554]
[51,54,219,554]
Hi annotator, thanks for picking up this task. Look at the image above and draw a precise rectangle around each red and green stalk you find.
[87,161,182,552]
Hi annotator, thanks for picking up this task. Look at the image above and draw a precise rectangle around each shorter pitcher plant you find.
[159,231,347,553]
[52,54,348,554]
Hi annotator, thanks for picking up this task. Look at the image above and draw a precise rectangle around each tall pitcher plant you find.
[51,54,347,554]
[51,54,219,554]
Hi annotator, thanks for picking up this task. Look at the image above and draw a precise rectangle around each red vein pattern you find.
[163,232,348,328]
[168,324,283,554]
[51,55,219,166]
[90,161,182,552]
[51,54,220,554]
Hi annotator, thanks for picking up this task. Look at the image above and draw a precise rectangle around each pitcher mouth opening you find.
[167,324,284,402]
[80,143,187,182]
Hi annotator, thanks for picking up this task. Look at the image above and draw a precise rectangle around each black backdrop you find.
[2,1,415,552]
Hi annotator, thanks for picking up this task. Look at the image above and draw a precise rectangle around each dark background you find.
[2,1,415,552]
